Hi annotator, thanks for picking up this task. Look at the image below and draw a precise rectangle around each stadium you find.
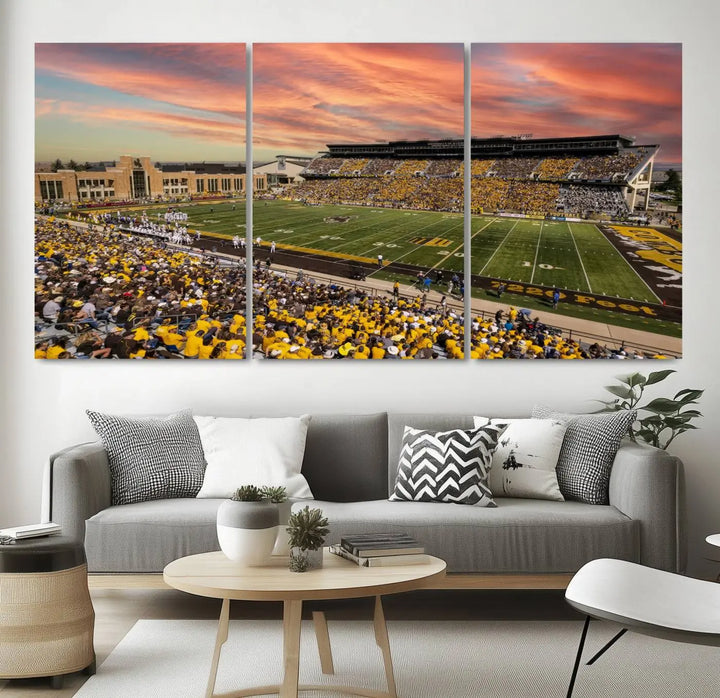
[34,134,681,360]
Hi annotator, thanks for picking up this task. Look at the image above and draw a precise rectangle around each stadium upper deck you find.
[300,134,658,212]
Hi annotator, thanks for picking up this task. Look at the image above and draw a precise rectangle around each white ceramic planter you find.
[272,500,293,556]
[216,500,278,566]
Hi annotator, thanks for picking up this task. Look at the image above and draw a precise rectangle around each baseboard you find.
[88,573,573,591]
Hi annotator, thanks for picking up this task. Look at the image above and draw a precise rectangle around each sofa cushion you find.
[193,415,313,499]
[389,425,501,506]
[301,413,388,502]
[474,417,566,501]
[86,409,206,506]
[316,498,639,574]
[85,498,223,573]
[388,414,474,494]
[532,406,636,505]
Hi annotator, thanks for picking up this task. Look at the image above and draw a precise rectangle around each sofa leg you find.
[83,655,97,676]
[51,674,64,690]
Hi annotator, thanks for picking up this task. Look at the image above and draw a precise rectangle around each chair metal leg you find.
[586,628,627,665]
[567,616,591,698]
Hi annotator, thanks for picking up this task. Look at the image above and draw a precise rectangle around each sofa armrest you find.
[608,441,685,573]
[47,442,112,543]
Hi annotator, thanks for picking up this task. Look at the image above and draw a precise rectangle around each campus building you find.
[34,155,265,203]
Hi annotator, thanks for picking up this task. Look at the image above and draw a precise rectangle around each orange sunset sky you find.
[252,43,464,160]
[35,43,681,166]
[471,43,682,165]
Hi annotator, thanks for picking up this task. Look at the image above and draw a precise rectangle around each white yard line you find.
[479,220,519,276]
[588,223,662,302]
[567,222,593,293]
[529,220,544,285]
[364,219,465,279]
[420,217,498,273]
[356,216,458,260]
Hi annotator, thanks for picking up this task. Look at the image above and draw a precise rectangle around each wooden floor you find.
[0,587,579,696]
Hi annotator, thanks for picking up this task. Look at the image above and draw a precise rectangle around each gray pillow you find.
[532,406,636,504]
[86,409,206,506]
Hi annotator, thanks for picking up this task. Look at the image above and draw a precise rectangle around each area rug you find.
[75,619,719,697]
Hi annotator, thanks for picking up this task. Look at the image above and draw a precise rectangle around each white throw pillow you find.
[194,415,314,499]
[473,417,566,501]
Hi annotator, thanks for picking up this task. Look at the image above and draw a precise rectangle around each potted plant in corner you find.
[216,485,279,566]
[595,369,703,450]
[261,486,291,556]
[286,506,329,572]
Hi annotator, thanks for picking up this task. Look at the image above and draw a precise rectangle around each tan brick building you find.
[34,155,263,203]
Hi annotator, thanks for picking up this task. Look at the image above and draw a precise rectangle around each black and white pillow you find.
[474,417,566,501]
[532,405,636,505]
[390,424,503,506]
[86,409,206,506]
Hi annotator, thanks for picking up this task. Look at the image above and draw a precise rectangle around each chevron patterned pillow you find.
[389,425,503,506]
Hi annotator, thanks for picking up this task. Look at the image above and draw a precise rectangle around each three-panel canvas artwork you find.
[34,43,682,360]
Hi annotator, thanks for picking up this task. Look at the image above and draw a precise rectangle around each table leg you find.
[281,599,303,698]
[312,611,335,674]
[373,596,397,698]
[206,598,230,698]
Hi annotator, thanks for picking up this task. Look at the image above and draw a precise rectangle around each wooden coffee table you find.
[163,549,446,698]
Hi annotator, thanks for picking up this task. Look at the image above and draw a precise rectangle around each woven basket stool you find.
[0,536,95,689]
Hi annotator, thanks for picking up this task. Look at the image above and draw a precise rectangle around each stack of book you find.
[0,522,62,540]
[330,532,426,567]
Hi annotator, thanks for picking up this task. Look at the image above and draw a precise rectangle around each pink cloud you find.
[36,43,245,118]
[471,43,681,162]
[254,43,463,154]
[37,99,242,144]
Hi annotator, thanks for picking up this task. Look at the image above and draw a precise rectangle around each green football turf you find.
[470,217,659,302]
[93,199,664,306]
[252,200,465,272]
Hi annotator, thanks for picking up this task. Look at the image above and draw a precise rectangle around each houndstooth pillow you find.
[532,406,636,504]
[86,409,206,505]
[390,424,503,506]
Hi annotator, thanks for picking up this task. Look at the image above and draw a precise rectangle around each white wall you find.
[2,0,719,577]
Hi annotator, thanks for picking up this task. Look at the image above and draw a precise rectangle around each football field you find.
[104,199,661,303]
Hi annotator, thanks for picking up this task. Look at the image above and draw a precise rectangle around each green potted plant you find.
[286,506,329,572]
[595,369,703,450]
[216,485,279,566]
[260,486,291,556]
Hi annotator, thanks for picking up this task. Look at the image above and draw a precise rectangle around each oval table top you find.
[163,549,446,601]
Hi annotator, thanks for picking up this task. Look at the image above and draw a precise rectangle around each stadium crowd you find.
[252,267,465,359]
[35,218,247,360]
[285,176,463,212]
[293,151,645,217]
[361,158,400,176]
[535,157,579,180]
[469,307,660,360]
[572,152,641,180]
[338,159,369,175]
[490,157,542,179]
[33,218,663,361]
[557,185,629,217]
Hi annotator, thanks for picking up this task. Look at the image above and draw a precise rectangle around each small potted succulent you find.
[260,486,292,556]
[286,506,329,572]
[216,485,279,566]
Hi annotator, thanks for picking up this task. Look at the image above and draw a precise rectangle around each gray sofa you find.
[46,413,686,583]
